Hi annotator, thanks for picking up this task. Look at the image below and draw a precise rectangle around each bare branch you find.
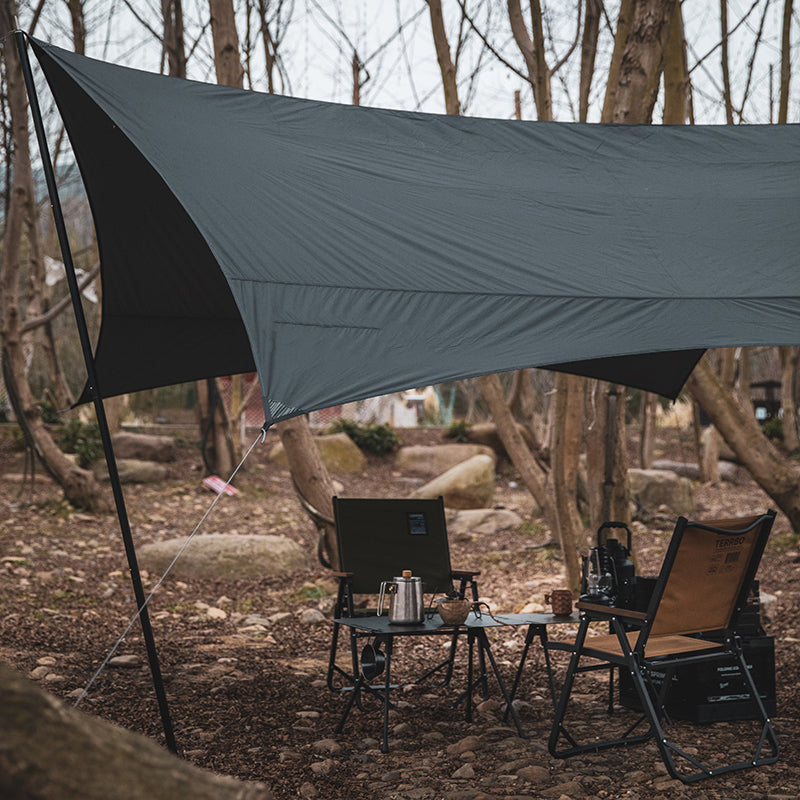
[21,263,101,334]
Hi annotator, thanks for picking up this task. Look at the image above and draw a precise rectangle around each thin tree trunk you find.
[0,663,272,800]
[426,0,460,115]
[639,392,657,469]
[601,0,635,121]
[778,0,793,123]
[662,0,689,123]
[0,4,103,509]
[687,356,800,532]
[720,0,734,124]
[579,0,601,122]
[478,374,556,531]
[275,416,338,570]
[507,0,552,120]
[779,346,800,451]
[551,373,584,591]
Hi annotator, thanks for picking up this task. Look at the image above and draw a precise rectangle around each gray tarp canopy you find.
[31,39,800,425]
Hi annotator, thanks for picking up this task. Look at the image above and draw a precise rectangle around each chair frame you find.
[326,496,480,695]
[548,511,779,784]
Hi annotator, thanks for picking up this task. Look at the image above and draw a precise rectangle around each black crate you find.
[619,636,776,723]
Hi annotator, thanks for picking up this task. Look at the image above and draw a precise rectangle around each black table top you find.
[332,610,580,635]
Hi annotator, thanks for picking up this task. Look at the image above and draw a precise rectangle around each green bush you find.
[328,418,400,455]
[445,418,472,443]
[39,399,61,425]
[762,417,783,441]
[60,418,103,467]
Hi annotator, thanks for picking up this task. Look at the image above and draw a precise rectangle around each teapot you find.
[378,570,424,625]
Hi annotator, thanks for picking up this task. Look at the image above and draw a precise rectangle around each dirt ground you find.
[1,423,798,800]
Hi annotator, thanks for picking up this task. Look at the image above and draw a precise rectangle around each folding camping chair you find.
[548,511,779,784]
[326,496,480,694]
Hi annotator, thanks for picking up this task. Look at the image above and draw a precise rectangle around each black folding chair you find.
[326,496,480,694]
[548,511,779,784]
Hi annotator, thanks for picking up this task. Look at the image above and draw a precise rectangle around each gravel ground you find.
[1,424,798,799]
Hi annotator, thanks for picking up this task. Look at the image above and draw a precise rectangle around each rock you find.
[652,459,739,483]
[760,591,778,621]
[628,468,694,516]
[395,444,497,477]
[446,508,523,540]
[446,735,484,756]
[311,738,342,755]
[298,608,326,624]
[462,422,534,459]
[299,781,318,799]
[93,458,168,484]
[138,534,309,580]
[452,763,475,779]
[108,655,142,668]
[111,432,176,462]
[270,432,366,473]
[517,764,550,783]
[204,607,227,620]
[410,455,495,509]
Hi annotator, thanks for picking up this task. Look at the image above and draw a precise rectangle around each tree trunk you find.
[639,392,657,469]
[610,0,677,124]
[687,356,800,532]
[0,663,272,800]
[275,416,339,570]
[720,0,734,124]
[778,0,793,123]
[579,0,601,122]
[0,5,103,509]
[550,373,584,591]
[662,0,689,123]
[210,0,245,88]
[478,374,556,531]
[507,0,552,120]
[601,0,635,121]
[426,0,460,115]
[779,346,800,452]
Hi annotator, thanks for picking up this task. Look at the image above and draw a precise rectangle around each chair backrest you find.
[333,496,455,595]
[647,510,775,638]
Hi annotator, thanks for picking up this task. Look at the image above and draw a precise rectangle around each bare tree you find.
[0,1,104,509]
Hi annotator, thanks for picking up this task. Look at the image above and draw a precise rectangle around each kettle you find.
[378,570,424,625]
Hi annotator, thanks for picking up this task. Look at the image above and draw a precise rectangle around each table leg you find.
[476,627,526,738]
[381,636,394,753]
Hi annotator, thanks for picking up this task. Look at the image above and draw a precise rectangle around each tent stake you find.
[13,30,177,754]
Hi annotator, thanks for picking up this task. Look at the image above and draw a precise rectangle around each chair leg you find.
[549,620,654,759]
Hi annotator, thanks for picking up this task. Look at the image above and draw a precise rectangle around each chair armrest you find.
[577,601,648,621]
[451,569,481,578]
[332,571,354,579]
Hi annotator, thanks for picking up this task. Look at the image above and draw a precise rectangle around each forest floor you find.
[0,423,798,800]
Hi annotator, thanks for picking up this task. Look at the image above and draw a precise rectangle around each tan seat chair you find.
[548,511,779,784]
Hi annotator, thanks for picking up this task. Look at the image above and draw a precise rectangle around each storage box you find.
[619,636,776,723]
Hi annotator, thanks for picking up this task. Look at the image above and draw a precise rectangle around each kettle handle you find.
[377,581,391,615]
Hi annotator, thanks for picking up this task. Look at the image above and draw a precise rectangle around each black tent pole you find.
[13,30,177,754]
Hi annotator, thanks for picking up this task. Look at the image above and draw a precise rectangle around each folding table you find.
[333,609,580,752]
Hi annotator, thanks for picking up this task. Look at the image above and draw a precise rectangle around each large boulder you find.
[410,454,495,509]
[445,507,523,541]
[395,443,496,476]
[270,432,366,473]
[462,422,534,460]
[652,459,740,483]
[138,534,309,580]
[628,468,694,516]
[93,459,168,484]
[111,431,176,462]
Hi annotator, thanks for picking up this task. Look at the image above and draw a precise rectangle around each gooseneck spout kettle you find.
[378,570,424,624]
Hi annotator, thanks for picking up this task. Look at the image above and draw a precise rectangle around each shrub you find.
[60,418,104,467]
[329,418,400,455]
[761,417,783,441]
[445,419,472,443]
